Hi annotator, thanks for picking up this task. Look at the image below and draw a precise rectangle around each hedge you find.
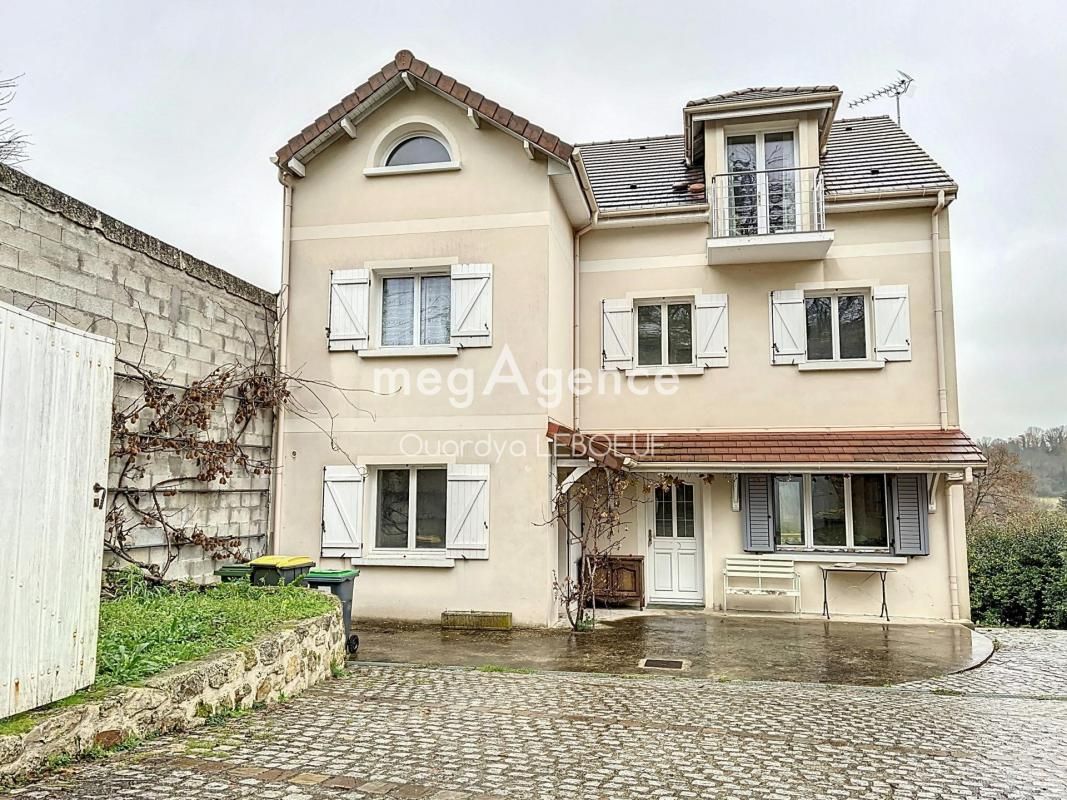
[968,509,1067,628]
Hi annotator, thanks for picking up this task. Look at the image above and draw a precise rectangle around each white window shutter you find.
[602,299,634,370]
[873,284,912,362]
[769,289,806,365]
[450,263,493,347]
[695,293,729,368]
[446,464,490,559]
[329,269,370,351]
[321,466,364,557]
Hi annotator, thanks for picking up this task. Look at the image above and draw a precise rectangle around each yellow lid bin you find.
[247,555,315,586]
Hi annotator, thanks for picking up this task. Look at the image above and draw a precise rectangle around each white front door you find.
[648,481,704,605]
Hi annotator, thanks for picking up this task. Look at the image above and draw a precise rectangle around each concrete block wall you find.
[0,164,276,582]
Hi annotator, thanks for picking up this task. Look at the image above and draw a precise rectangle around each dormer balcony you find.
[707,165,833,265]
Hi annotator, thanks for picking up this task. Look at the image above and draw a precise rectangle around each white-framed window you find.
[372,467,448,552]
[635,300,694,367]
[804,291,870,361]
[772,474,890,551]
[654,483,696,538]
[380,272,452,347]
[726,129,798,235]
[383,133,452,168]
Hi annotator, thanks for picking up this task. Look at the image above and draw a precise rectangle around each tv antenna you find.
[848,71,915,125]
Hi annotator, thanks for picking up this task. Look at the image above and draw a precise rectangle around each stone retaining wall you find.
[0,607,343,783]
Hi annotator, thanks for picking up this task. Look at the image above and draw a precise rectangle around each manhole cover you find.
[639,658,688,670]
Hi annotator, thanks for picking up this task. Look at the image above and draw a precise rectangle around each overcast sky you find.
[4,0,1065,438]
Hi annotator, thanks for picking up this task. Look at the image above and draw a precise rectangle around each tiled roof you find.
[823,116,956,196]
[577,136,705,213]
[686,86,840,107]
[569,429,986,467]
[274,50,573,168]
[577,115,956,211]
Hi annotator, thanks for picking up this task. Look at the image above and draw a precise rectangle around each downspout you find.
[572,213,596,430]
[931,189,949,430]
[932,188,961,619]
[269,176,294,554]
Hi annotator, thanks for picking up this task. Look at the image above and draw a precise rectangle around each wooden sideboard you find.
[585,555,645,609]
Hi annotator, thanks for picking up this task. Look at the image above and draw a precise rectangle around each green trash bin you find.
[214,563,252,582]
[302,568,360,655]
[248,555,314,586]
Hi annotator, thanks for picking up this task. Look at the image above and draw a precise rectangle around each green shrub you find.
[95,571,335,687]
[968,509,1067,628]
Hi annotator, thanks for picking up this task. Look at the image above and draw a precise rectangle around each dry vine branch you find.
[100,295,379,583]
[547,466,699,631]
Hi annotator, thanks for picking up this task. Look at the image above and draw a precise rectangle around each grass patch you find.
[0,687,109,737]
[931,688,965,697]
[94,573,335,689]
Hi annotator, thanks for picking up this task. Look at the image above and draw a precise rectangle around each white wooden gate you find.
[0,302,114,718]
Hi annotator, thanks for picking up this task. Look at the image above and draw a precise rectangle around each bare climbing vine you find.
[100,287,373,583]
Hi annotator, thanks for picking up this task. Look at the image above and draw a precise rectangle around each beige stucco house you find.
[270,50,985,627]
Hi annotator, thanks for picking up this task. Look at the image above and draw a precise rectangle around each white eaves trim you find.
[364,160,462,177]
[689,100,833,123]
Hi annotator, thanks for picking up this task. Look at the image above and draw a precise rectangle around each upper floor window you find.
[805,293,868,361]
[385,135,451,167]
[636,300,694,367]
[381,273,451,347]
[726,131,797,235]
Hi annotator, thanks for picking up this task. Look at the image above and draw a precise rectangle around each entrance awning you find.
[547,425,985,472]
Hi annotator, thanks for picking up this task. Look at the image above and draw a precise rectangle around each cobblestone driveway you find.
[8,630,1067,800]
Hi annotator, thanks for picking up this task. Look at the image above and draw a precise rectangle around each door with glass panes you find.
[726,131,798,235]
[647,481,704,604]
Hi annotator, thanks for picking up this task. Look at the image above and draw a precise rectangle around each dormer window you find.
[385,135,451,167]
[726,131,797,235]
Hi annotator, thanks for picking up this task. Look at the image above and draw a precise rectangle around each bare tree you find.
[0,73,29,166]
[965,443,1037,526]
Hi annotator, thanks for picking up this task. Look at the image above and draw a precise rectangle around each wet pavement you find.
[353,612,990,685]
[10,639,1067,800]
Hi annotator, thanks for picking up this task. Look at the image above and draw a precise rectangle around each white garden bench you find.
[723,556,801,614]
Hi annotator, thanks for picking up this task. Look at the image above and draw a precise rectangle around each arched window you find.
[385,135,451,167]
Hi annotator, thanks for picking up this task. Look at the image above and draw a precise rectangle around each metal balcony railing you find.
[709,166,826,239]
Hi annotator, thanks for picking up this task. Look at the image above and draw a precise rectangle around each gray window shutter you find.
[742,475,775,553]
[891,474,929,556]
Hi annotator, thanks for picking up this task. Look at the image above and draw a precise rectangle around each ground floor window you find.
[773,474,889,550]
[375,467,447,551]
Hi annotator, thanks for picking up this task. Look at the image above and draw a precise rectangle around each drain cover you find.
[640,658,686,670]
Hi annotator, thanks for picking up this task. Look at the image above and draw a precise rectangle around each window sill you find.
[624,366,704,377]
[363,161,461,177]
[764,552,907,565]
[797,359,884,372]
[352,555,455,568]
[359,346,459,358]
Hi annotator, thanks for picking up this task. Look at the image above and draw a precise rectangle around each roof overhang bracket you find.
[286,157,306,178]
[927,472,941,513]
[466,107,480,129]
[400,71,416,91]
[340,118,357,139]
